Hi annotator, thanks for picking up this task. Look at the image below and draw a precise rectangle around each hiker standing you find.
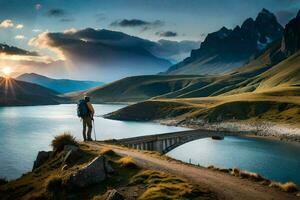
[77,96,95,141]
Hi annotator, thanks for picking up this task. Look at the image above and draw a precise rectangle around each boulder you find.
[32,151,52,170]
[105,189,124,200]
[63,149,82,164]
[63,156,113,188]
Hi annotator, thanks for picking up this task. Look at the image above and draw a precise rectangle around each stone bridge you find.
[116,129,244,154]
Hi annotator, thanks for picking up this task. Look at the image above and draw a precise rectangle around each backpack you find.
[77,99,89,118]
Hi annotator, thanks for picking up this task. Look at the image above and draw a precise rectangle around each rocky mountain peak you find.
[282,10,300,55]
[256,8,276,22]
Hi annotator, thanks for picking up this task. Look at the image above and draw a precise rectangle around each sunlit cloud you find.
[0,19,13,28]
[28,32,66,60]
[0,53,53,64]
[15,24,24,29]
[63,28,77,34]
[15,35,26,40]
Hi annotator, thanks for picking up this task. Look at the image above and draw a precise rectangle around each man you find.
[81,96,95,141]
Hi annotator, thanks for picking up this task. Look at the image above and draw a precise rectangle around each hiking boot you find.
[87,138,93,141]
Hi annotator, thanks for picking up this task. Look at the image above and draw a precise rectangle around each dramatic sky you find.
[0,0,299,81]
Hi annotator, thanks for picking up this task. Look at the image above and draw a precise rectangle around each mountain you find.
[163,9,283,75]
[75,11,299,103]
[89,10,300,127]
[16,73,104,93]
[0,78,63,106]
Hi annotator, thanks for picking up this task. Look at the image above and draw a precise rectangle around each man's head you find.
[84,96,90,102]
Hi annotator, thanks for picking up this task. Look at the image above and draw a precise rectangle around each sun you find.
[2,67,12,77]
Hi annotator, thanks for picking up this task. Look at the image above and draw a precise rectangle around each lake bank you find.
[157,118,300,143]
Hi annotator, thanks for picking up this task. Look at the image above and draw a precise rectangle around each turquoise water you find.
[167,136,300,185]
[0,104,188,180]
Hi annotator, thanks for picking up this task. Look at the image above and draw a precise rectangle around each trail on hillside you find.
[88,142,298,200]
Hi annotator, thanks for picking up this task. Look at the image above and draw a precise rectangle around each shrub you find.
[46,176,62,191]
[269,181,299,193]
[231,168,240,177]
[116,156,137,168]
[51,132,78,152]
[239,171,264,182]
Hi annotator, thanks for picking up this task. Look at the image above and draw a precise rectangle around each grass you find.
[51,132,78,152]
[269,181,299,193]
[115,156,138,168]
[130,170,214,200]
[100,148,117,157]
[230,168,265,182]
[46,175,62,191]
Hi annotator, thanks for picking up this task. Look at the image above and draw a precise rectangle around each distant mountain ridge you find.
[163,9,284,75]
[0,78,62,106]
[16,73,104,93]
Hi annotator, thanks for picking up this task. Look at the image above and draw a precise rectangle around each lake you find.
[0,104,187,180]
[167,136,300,185]
[1,104,300,186]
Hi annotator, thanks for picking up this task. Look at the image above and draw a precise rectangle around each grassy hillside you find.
[69,75,206,103]
[0,78,64,106]
[106,95,300,128]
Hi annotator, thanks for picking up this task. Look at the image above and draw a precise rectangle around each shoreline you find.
[155,119,300,144]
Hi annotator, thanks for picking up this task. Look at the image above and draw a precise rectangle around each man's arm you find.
[87,102,95,117]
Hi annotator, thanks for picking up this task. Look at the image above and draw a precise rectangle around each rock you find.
[32,151,52,170]
[63,156,113,188]
[105,189,124,200]
[63,149,82,164]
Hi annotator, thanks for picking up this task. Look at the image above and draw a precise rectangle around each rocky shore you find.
[157,119,300,143]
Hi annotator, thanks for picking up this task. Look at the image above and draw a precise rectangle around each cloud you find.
[28,32,66,60]
[15,35,26,40]
[276,9,298,25]
[110,19,164,30]
[0,43,39,56]
[156,31,178,37]
[45,9,66,17]
[0,19,13,28]
[32,29,42,32]
[16,24,24,29]
[29,28,199,65]
[35,4,42,10]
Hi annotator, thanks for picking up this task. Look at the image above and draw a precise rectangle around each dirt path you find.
[88,142,298,200]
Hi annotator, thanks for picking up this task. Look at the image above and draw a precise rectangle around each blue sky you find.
[0,0,299,49]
